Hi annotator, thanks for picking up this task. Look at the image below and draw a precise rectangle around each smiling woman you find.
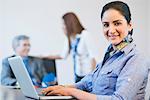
[102,9,132,45]
[41,1,149,100]
[101,1,133,46]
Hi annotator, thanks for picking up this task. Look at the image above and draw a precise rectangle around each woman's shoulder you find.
[127,48,150,70]
[80,30,92,40]
[81,30,90,35]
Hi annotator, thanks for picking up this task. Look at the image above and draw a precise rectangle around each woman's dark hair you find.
[101,1,131,24]
[62,12,84,52]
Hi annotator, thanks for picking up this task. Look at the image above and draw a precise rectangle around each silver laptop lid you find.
[8,56,39,99]
[8,56,73,100]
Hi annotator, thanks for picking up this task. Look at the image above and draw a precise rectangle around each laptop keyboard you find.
[36,88,58,96]
[36,88,45,96]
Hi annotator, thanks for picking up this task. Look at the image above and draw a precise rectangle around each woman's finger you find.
[41,85,64,95]
[47,90,62,96]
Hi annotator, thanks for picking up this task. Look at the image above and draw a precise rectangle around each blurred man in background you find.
[0,35,50,87]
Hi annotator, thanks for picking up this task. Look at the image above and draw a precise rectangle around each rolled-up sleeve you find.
[75,64,101,92]
[75,73,93,91]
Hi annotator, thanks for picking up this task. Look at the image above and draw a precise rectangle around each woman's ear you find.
[128,21,133,32]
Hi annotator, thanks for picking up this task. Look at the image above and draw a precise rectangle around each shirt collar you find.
[107,42,136,55]
[22,56,29,61]
[76,34,81,38]
[71,34,81,41]
[120,42,136,55]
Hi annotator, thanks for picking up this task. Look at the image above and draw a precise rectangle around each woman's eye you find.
[103,23,109,27]
[114,22,121,26]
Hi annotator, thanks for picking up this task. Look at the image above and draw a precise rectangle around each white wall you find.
[148,0,150,57]
[145,1,150,100]
[0,0,104,59]
[0,0,4,81]
[130,0,149,56]
[0,0,150,84]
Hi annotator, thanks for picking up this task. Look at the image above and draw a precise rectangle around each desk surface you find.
[0,86,33,100]
[0,86,76,100]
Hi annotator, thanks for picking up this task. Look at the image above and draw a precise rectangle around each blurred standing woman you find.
[47,12,96,82]
[42,1,149,100]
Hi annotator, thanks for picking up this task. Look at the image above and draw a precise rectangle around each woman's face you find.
[102,9,132,45]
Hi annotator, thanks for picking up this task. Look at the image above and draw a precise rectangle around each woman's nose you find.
[108,25,116,34]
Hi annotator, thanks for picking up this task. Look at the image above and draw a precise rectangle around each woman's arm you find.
[66,88,97,100]
[57,87,96,100]
[91,58,96,70]
[43,55,63,60]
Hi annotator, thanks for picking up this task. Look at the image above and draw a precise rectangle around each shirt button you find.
[128,78,131,82]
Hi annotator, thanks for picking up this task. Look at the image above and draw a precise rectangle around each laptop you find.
[8,56,73,100]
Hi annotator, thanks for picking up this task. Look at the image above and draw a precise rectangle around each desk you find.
[0,86,76,100]
[0,86,33,100]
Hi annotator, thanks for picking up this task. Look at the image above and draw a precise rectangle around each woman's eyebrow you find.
[102,19,123,23]
[113,19,123,23]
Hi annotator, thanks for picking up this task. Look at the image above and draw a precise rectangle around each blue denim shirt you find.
[75,42,149,100]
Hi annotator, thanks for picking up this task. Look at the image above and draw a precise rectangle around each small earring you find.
[127,34,133,43]
[128,29,133,35]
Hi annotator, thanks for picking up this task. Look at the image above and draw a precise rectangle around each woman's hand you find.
[41,85,64,95]
[41,85,96,100]
[45,87,72,96]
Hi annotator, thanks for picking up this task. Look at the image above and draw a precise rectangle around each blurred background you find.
[0,0,150,90]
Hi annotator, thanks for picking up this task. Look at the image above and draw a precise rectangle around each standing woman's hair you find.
[62,12,85,53]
